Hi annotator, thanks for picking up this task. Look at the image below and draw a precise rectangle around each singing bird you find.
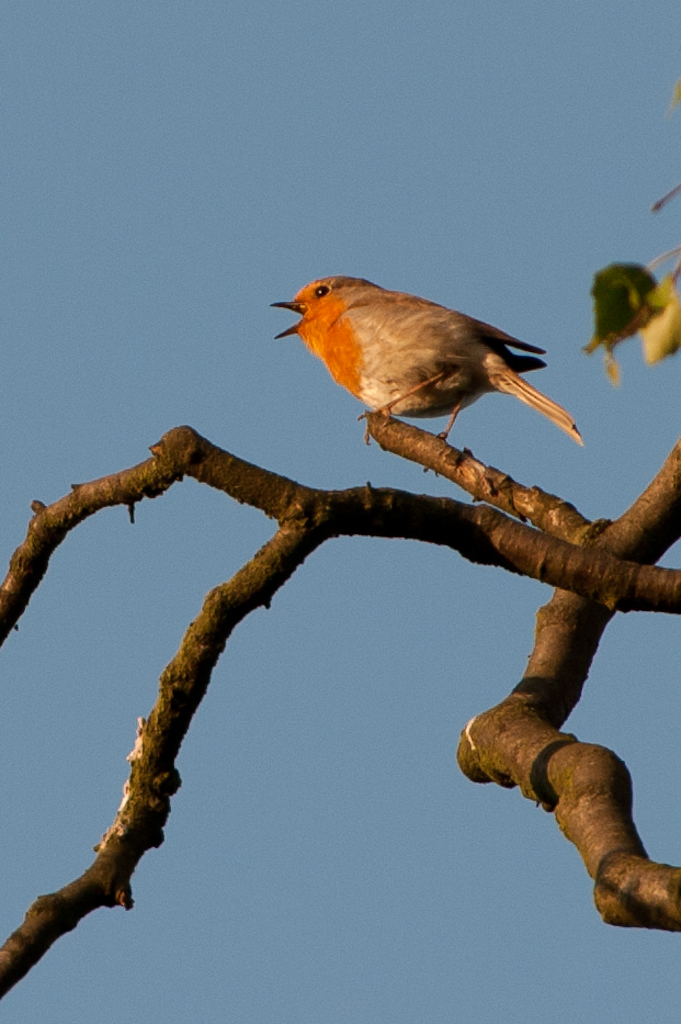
[273,276,582,445]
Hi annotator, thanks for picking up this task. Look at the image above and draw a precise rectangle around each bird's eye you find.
[315,285,330,298]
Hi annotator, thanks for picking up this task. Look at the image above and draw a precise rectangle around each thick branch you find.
[454,431,681,930]
[362,415,681,928]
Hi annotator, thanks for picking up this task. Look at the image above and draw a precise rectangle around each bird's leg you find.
[437,401,462,441]
[378,371,447,417]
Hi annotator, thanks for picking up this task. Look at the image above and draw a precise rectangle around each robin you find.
[272,276,582,445]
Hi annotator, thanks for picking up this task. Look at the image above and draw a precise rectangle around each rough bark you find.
[1,418,680,995]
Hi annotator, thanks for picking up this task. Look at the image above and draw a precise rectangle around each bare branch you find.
[5,426,679,659]
[366,413,596,543]
[3,419,681,976]
[0,426,315,646]
[455,433,681,930]
[0,521,319,997]
[604,435,681,562]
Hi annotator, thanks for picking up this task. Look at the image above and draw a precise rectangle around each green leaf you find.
[640,278,681,363]
[587,263,657,352]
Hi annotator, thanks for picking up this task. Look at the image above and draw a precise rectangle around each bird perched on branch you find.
[272,275,582,445]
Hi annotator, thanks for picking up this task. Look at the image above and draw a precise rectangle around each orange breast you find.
[298,296,363,398]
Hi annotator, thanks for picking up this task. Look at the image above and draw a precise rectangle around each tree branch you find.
[454,431,681,929]
[366,413,597,543]
[4,426,679,663]
[2,419,681,988]
[359,415,681,927]
[0,521,321,997]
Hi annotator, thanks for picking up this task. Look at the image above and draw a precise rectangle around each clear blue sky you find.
[2,2,681,1020]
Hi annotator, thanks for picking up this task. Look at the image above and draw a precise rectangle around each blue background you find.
[1,2,681,1020]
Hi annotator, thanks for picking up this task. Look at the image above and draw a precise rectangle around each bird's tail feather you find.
[490,370,583,445]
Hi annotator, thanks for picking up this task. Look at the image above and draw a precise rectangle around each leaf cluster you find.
[586,78,681,381]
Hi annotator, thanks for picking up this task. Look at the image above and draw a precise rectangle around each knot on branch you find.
[576,517,613,546]
[150,768,182,802]
[149,426,210,474]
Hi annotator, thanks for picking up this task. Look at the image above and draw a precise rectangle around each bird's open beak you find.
[271,300,306,338]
